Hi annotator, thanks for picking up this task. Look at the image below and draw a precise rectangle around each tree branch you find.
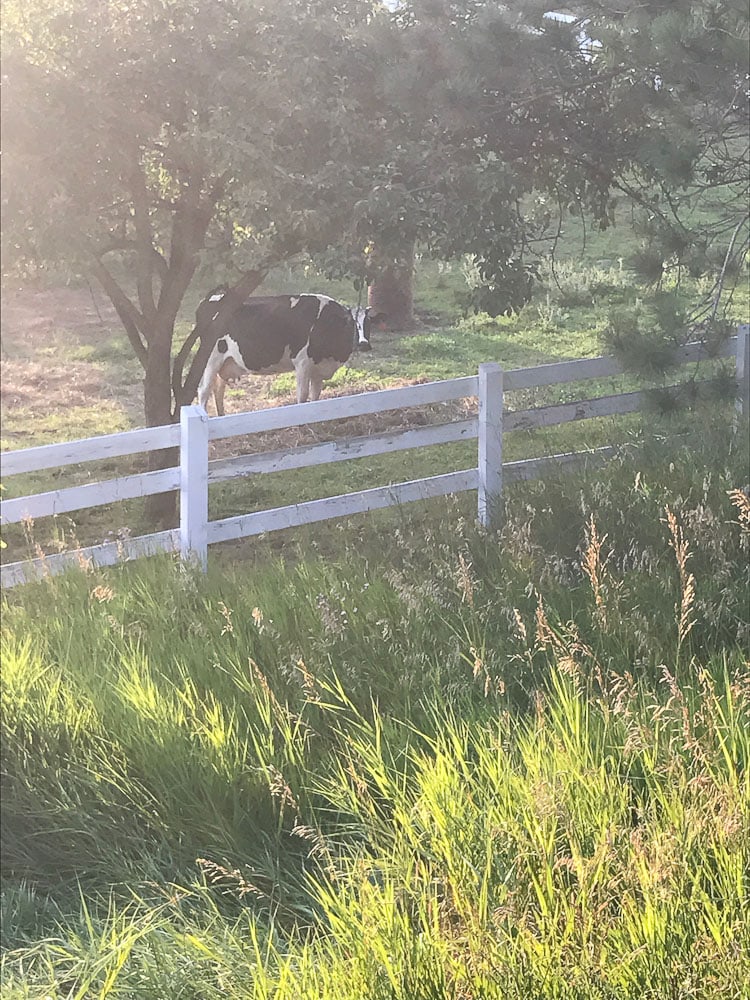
[90,258,149,367]
[710,217,746,322]
[156,178,208,328]
[155,171,233,355]
[97,239,170,279]
[130,155,158,326]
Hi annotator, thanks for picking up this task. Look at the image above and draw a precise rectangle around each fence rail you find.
[1,329,747,588]
[208,419,479,482]
[0,424,181,477]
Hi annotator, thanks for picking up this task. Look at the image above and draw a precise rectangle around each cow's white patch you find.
[219,336,247,372]
[198,335,247,410]
[313,294,334,317]
[351,306,370,345]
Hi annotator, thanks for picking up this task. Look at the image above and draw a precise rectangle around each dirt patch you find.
[1,285,143,438]
[1,284,120,355]
[0,359,114,409]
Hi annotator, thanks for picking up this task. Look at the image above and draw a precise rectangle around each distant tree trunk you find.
[368,242,418,330]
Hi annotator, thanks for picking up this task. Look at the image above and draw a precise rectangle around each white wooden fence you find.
[1,329,747,588]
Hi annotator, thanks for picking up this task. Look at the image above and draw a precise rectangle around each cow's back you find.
[225,296,318,371]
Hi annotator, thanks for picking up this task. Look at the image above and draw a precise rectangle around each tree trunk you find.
[144,331,180,527]
[368,243,418,331]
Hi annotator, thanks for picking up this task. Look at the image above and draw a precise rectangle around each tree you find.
[2,0,390,437]
[581,0,749,342]
[362,0,748,340]
[367,242,418,331]
[338,0,617,320]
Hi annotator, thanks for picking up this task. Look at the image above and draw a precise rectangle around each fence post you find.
[180,404,209,571]
[737,324,750,422]
[478,362,504,529]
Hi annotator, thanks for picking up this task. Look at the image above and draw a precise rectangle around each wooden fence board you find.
[180,406,209,569]
[0,529,178,588]
[506,390,644,431]
[737,325,750,419]
[503,339,734,392]
[1,424,180,476]
[208,420,478,482]
[207,376,479,440]
[505,380,722,433]
[503,447,615,483]
[1,468,180,525]
[478,363,503,528]
[207,469,478,543]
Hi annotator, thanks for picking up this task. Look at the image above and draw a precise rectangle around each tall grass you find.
[1,421,749,998]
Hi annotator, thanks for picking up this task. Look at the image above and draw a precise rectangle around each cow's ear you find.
[367,310,388,326]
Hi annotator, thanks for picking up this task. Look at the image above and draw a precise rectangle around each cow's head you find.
[350,307,387,352]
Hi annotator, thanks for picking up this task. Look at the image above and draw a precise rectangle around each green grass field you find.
[1,416,748,998]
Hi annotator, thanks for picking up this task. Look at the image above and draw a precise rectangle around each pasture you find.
[2,247,749,998]
[1,246,745,565]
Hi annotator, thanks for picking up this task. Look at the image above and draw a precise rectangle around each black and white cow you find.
[196,291,385,415]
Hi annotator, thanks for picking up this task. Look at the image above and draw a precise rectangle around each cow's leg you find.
[197,351,226,412]
[310,360,339,401]
[213,375,227,417]
[293,353,313,403]
[296,371,310,403]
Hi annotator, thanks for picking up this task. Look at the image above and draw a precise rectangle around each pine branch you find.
[710,218,746,322]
